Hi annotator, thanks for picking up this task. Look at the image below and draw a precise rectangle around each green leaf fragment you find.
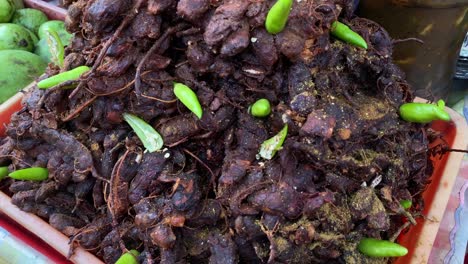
[123,113,164,153]
[259,124,288,160]
[45,29,64,68]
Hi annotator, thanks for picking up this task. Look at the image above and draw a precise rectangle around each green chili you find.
[37,65,90,89]
[358,238,408,257]
[399,99,450,123]
[331,21,368,49]
[250,98,271,117]
[123,113,164,153]
[8,167,49,181]
[173,82,203,119]
[400,199,412,210]
[265,0,293,34]
[45,29,64,68]
[259,124,288,160]
[115,250,140,264]
[0,166,9,180]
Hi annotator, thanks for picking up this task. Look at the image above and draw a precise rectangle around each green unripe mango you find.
[27,27,39,44]
[0,50,47,103]
[12,8,48,34]
[34,38,51,63]
[38,20,72,46]
[0,23,36,51]
[11,0,23,9]
[0,0,15,23]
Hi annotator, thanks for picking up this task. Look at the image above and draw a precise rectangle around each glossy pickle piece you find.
[37,65,90,89]
[173,82,203,119]
[358,238,408,257]
[331,21,368,49]
[9,167,49,181]
[250,98,271,117]
[265,0,293,34]
[399,99,451,123]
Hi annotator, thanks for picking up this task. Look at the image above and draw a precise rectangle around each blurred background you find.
[358,0,467,118]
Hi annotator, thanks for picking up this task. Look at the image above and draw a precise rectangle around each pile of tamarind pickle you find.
[0,0,452,263]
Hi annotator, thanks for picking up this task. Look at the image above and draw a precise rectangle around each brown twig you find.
[62,96,98,122]
[445,148,468,154]
[183,148,216,191]
[166,137,189,148]
[108,149,130,253]
[140,93,178,103]
[135,24,187,95]
[389,221,411,242]
[393,38,424,45]
[86,71,151,97]
[259,219,280,264]
[37,80,80,109]
[69,0,145,99]
[401,208,417,225]
[91,166,110,184]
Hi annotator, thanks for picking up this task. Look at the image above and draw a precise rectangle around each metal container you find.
[359,0,468,99]
[455,32,468,79]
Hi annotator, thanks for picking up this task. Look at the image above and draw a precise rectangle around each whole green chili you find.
[115,250,140,264]
[45,29,64,68]
[123,113,164,153]
[358,238,408,257]
[400,199,412,210]
[9,167,49,181]
[399,99,451,123]
[37,65,90,89]
[259,124,288,160]
[250,98,271,117]
[265,0,293,34]
[0,166,9,180]
[173,82,203,119]
[330,21,368,49]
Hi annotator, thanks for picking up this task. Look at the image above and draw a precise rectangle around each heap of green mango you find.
[0,0,72,103]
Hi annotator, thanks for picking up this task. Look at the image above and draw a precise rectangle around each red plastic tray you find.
[1,92,466,264]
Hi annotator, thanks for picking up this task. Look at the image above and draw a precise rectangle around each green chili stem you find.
[331,21,368,49]
[173,82,203,119]
[9,167,49,181]
[259,124,288,160]
[399,99,451,123]
[123,113,164,153]
[265,0,293,34]
[37,65,90,89]
[358,238,408,257]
